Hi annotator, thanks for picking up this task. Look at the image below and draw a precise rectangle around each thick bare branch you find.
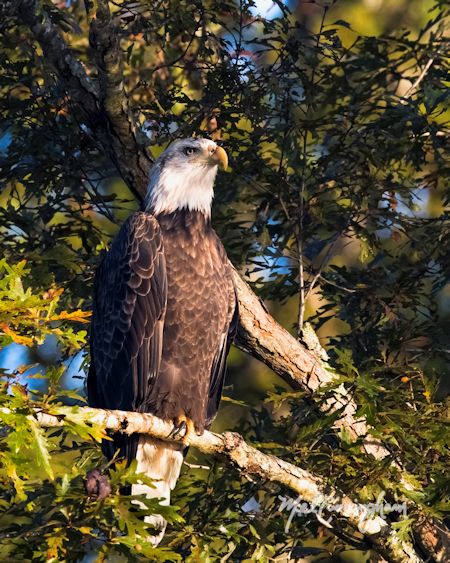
[87,0,152,197]
[232,267,450,561]
[9,3,448,559]
[232,268,385,450]
[11,0,99,110]
[10,0,150,202]
[35,405,420,563]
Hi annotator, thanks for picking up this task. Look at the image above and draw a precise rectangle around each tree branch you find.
[86,0,152,198]
[11,0,99,109]
[35,405,420,563]
[232,267,450,561]
[9,2,448,559]
[232,268,388,451]
[10,0,150,203]
[403,57,435,100]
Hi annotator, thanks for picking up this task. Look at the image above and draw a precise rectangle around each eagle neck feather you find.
[145,157,216,217]
[154,209,212,234]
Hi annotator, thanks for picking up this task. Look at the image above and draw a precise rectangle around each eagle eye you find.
[184,146,197,156]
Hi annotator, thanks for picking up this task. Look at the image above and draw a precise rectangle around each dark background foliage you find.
[0,0,449,560]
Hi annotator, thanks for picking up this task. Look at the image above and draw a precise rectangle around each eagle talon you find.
[168,420,187,440]
[87,138,235,547]
[181,418,196,445]
[169,415,196,445]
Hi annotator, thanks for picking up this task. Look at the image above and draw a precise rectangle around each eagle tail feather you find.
[131,436,184,545]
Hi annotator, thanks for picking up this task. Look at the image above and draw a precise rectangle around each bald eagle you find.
[87,138,237,541]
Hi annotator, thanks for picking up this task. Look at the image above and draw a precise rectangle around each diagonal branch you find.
[86,0,152,197]
[10,0,150,202]
[403,57,435,100]
[9,3,449,559]
[232,267,450,562]
[232,268,388,455]
[35,404,420,563]
[11,0,99,110]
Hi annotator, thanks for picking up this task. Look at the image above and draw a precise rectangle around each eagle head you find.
[145,138,228,216]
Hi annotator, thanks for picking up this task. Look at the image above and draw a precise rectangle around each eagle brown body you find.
[151,210,236,433]
[87,137,236,543]
[88,210,236,460]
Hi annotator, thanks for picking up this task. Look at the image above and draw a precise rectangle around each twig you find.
[403,56,435,100]
[32,405,420,563]
[296,4,329,335]
[231,266,450,561]
[11,3,449,558]
[183,461,210,470]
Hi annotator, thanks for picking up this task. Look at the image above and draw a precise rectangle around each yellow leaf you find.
[50,310,91,323]
[42,288,64,300]
[1,323,34,346]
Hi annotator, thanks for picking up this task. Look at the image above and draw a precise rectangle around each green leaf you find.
[29,418,54,481]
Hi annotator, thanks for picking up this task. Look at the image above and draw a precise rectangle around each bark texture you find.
[86,0,152,197]
[8,1,449,560]
[232,267,450,561]
[35,405,420,563]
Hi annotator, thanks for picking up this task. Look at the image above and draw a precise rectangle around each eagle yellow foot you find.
[169,415,196,445]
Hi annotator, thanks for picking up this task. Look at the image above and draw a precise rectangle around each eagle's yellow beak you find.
[210,146,228,170]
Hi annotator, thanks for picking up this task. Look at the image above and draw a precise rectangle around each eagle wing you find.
[87,212,167,463]
[205,259,239,427]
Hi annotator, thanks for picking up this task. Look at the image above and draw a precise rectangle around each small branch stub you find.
[33,405,421,563]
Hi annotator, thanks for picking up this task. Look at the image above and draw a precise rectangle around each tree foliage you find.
[0,0,449,560]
